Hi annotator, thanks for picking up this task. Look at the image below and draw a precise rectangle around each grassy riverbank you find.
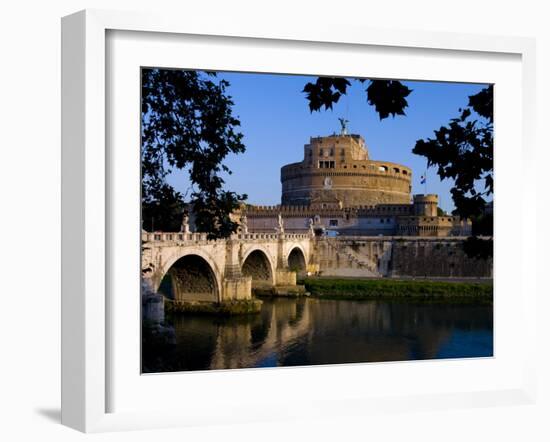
[300,278,493,304]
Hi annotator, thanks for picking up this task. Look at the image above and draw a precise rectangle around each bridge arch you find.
[241,247,276,288]
[156,249,222,303]
[287,246,307,273]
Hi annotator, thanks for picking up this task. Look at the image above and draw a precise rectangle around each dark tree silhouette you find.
[413,86,493,220]
[141,68,247,238]
[302,77,412,119]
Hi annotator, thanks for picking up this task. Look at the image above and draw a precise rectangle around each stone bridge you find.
[141,231,314,303]
[142,231,492,306]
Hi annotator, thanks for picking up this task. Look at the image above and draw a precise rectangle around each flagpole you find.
[424,170,427,195]
[420,172,427,195]
[423,160,428,195]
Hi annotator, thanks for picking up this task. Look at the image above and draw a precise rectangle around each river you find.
[142,297,493,373]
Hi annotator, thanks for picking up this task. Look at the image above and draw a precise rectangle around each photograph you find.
[140,68,494,373]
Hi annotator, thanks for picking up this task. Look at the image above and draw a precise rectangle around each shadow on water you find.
[142,297,493,373]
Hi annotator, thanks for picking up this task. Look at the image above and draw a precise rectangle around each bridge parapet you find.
[235,232,278,240]
[142,231,213,243]
[142,231,312,243]
[235,232,310,241]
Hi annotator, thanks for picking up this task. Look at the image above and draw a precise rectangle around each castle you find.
[244,131,471,237]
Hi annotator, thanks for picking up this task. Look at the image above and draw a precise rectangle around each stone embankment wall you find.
[314,238,388,277]
[315,237,492,278]
[390,239,492,278]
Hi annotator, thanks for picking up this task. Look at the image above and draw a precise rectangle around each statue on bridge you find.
[240,214,248,234]
[180,212,191,234]
[276,213,285,235]
[308,218,315,237]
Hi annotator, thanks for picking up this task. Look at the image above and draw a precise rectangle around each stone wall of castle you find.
[243,204,471,237]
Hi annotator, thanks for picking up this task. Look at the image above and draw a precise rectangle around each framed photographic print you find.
[61,9,537,432]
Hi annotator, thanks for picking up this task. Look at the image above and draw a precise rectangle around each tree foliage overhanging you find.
[412,85,493,221]
[141,68,247,238]
[302,77,413,120]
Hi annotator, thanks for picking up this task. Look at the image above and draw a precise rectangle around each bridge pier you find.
[223,277,253,300]
[141,278,165,323]
[222,239,255,301]
[270,269,306,296]
[275,269,297,286]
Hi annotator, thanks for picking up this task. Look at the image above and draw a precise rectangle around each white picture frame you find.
[61,9,537,433]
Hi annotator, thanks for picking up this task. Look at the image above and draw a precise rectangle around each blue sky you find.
[166,72,489,213]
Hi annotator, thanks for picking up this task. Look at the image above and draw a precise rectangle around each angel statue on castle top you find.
[338,117,349,135]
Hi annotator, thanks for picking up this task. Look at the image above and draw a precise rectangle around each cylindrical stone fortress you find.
[281,134,412,207]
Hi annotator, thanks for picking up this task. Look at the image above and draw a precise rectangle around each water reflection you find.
[142,298,493,373]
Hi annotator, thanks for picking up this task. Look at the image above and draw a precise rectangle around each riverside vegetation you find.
[300,278,493,304]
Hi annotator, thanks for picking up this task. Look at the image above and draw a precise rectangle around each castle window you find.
[318,161,324,168]
[394,168,400,173]
[380,219,384,223]
[379,165,388,172]
[329,148,334,156]
[329,219,338,227]
[319,148,324,156]
[341,148,345,155]
[402,170,408,175]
